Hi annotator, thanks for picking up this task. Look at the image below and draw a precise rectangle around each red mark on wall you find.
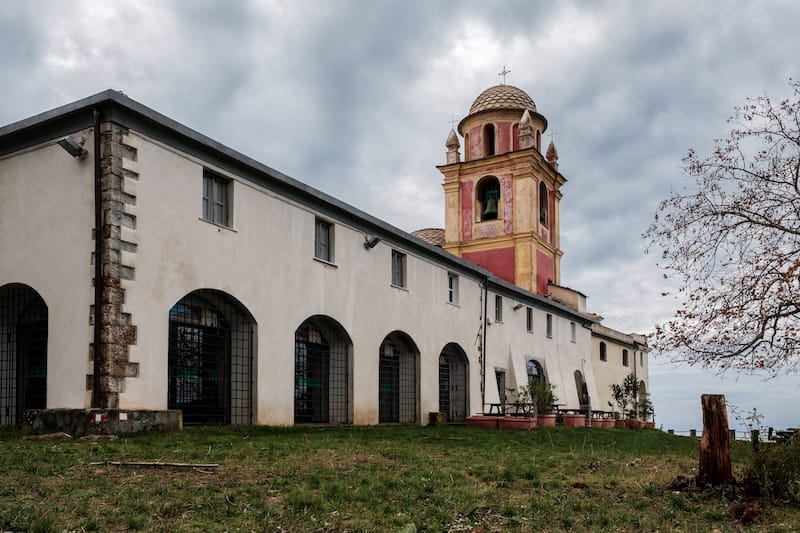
[497,122,511,153]
[464,247,516,285]
[536,251,554,296]
[501,174,514,234]
[461,180,473,240]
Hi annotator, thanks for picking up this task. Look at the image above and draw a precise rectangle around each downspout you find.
[632,342,638,420]
[91,108,103,407]
[480,278,488,410]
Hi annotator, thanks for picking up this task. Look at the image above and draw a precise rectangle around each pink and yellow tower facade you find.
[437,85,565,296]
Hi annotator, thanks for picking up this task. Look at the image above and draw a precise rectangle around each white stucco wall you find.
[120,131,488,424]
[0,135,95,410]
[591,327,650,416]
[1,123,609,426]
[483,295,596,411]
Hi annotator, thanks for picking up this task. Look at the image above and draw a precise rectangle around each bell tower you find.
[437,84,565,296]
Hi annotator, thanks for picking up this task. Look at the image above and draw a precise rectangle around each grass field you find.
[0,425,797,532]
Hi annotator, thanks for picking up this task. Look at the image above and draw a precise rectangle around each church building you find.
[0,84,648,432]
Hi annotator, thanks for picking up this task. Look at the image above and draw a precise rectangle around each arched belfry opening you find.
[379,331,419,423]
[476,176,500,221]
[167,289,254,425]
[294,316,351,424]
[0,283,47,426]
[539,181,549,227]
[439,343,468,423]
[483,123,495,156]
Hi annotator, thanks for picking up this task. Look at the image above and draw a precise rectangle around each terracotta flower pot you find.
[601,418,616,429]
[537,413,557,427]
[626,419,643,429]
[498,417,537,430]
[614,419,627,428]
[466,416,501,429]
[562,414,588,428]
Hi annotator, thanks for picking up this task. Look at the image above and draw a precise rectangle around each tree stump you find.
[697,394,734,487]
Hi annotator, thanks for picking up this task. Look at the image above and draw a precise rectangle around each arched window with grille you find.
[0,283,47,427]
[168,289,254,425]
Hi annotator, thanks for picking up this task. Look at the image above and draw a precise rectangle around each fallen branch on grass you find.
[89,461,219,468]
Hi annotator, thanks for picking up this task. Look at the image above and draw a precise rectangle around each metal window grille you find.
[314,219,333,261]
[526,307,533,331]
[379,332,417,423]
[294,317,350,424]
[526,359,544,385]
[168,290,252,425]
[0,284,47,427]
[202,171,230,226]
[546,313,553,338]
[494,295,502,322]
[495,369,507,405]
[439,343,468,423]
[391,250,406,288]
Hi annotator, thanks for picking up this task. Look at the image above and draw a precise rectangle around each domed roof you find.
[411,228,445,247]
[469,84,537,115]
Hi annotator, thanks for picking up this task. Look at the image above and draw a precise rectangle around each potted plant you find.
[496,384,537,430]
[562,411,588,428]
[611,373,642,429]
[526,379,558,427]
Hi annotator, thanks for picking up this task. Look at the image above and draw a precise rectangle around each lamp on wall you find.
[57,136,88,158]
[364,235,381,249]
[512,303,523,311]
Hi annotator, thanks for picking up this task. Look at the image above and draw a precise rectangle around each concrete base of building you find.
[22,408,182,436]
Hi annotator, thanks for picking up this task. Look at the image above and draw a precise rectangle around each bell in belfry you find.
[482,187,499,219]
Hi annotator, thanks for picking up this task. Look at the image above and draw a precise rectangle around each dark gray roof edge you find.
[0,89,590,322]
[487,277,597,323]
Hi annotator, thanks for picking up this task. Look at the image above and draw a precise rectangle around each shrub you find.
[743,432,800,503]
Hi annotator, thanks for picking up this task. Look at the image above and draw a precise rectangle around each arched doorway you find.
[0,283,48,426]
[439,343,468,423]
[379,331,418,423]
[294,316,351,424]
[168,290,254,425]
[574,370,589,413]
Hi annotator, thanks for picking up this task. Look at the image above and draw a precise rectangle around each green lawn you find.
[0,425,796,531]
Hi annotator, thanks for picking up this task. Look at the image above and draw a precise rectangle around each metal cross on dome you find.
[498,66,511,85]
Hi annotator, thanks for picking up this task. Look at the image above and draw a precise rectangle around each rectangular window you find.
[314,218,333,262]
[202,171,230,226]
[447,273,458,304]
[640,352,643,366]
[600,342,607,362]
[526,307,533,332]
[570,322,576,342]
[391,250,406,288]
[546,313,553,338]
[623,349,629,367]
[495,369,507,405]
[494,295,503,322]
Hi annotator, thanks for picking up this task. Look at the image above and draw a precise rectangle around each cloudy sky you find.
[2,0,799,434]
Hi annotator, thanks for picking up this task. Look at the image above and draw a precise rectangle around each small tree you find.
[645,80,800,372]
[518,379,558,414]
[610,373,641,419]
